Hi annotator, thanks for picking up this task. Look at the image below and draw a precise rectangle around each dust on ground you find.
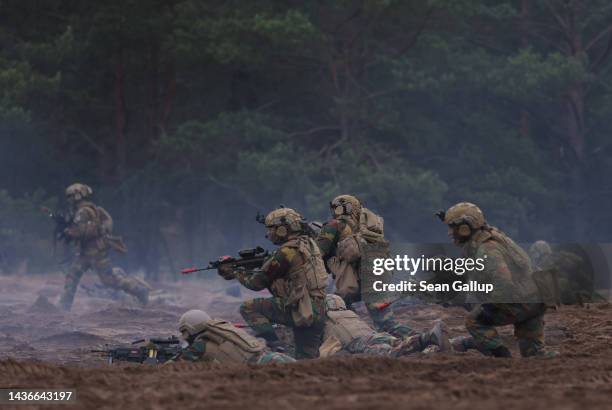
[1,274,611,410]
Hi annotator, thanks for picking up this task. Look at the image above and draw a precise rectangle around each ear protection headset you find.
[271,215,290,238]
[275,225,288,238]
[456,222,472,237]
[330,200,353,216]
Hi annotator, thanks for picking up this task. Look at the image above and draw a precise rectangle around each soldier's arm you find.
[175,340,206,362]
[64,207,99,240]
[476,244,516,300]
[234,247,297,291]
[316,219,342,259]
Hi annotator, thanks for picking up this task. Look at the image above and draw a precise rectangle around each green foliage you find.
[0,190,58,273]
[3,0,612,275]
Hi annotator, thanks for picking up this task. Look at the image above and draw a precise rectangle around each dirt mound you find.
[2,274,612,409]
[27,295,61,314]
[2,351,612,410]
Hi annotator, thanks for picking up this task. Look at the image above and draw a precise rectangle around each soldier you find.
[316,194,411,337]
[171,310,295,364]
[529,241,598,305]
[320,294,451,357]
[217,207,328,359]
[58,183,150,311]
[439,202,557,357]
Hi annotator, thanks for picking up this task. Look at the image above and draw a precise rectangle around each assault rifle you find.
[181,246,269,275]
[41,206,72,244]
[90,336,181,365]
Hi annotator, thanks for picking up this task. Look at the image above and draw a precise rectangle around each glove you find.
[217,264,236,280]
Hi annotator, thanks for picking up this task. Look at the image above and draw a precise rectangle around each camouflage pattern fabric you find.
[229,234,328,359]
[240,296,326,359]
[450,335,477,353]
[460,228,553,357]
[58,201,148,310]
[233,245,298,291]
[175,339,295,364]
[465,303,547,357]
[365,302,414,338]
[317,218,412,336]
[252,350,296,364]
[342,332,426,357]
[59,253,148,310]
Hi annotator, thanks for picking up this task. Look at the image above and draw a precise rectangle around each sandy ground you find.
[0,273,611,409]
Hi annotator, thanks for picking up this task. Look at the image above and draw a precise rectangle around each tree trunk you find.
[519,0,530,138]
[113,51,127,182]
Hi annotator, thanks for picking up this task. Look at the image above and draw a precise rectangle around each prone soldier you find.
[57,183,150,311]
[320,294,451,357]
[171,309,295,364]
[218,207,328,359]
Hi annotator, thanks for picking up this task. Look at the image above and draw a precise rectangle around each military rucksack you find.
[96,206,113,235]
[356,208,393,303]
[201,319,265,364]
[325,309,374,346]
[93,205,127,253]
[359,208,384,242]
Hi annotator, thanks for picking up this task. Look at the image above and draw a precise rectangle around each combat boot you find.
[419,320,451,352]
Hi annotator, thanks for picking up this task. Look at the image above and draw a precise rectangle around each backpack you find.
[96,206,114,235]
[359,208,385,242]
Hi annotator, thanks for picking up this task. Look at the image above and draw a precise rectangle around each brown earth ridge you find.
[0,275,611,410]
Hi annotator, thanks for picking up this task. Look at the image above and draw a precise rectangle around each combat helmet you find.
[178,309,211,340]
[437,202,486,242]
[325,294,347,311]
[65,183,93,202]
[529,240,552,268]
[264,207,304,244]
[443,202,486,229]
[330,194,362,222]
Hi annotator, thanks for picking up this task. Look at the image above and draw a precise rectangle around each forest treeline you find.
[1,1,612,278]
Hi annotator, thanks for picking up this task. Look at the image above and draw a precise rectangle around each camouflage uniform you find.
[317,196,411,337]
[58,184,149,311]
[529,241,597,305]
[442,202,553,358]
[320,294,449,357]
[220,208,328,359]
[175,310,295,365]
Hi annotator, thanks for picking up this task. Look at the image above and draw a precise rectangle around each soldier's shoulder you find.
[74,205,97,221]
[476,240,504,256]
[276,244,300,261]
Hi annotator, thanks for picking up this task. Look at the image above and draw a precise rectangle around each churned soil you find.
[0,274,611,410]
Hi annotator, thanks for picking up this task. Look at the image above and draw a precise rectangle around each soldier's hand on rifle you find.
[217,264,235,280]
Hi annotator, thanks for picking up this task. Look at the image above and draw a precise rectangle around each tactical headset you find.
[455,221,472,237]
[275,222,288,238]
[436,210,473,238]
[330,199,353,216]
